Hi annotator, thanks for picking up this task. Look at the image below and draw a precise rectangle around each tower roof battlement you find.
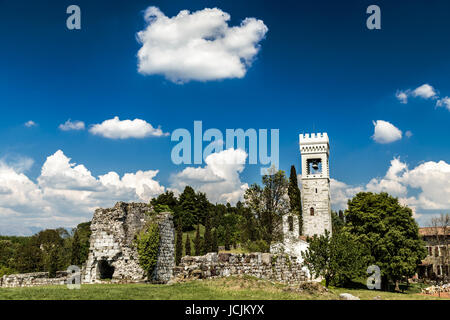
[299,132,329,146]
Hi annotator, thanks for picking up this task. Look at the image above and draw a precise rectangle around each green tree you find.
[153,204,173,213]
[301,230,366,287]
[203,213,212,253]
[244,166,289,244]
[35,229,65,273]
[175,223,183,265]
[224,226,231,250]
[185,234,192,256]
[344,192,427,291]
[212,229,218,253]
[136,223,160,279]
[70,231,81,266]
[288,165,302,234]
[14,238,42,273]
[177,186,198,230]
[194,224,201,256]
[150,191,178,212]
[47,246,59,278]
[195,192,210,225]
[73,222,91,265]
[331,210,345,234]
[236,201,258,243]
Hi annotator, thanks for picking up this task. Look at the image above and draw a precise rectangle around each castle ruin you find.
[83,202,175,284]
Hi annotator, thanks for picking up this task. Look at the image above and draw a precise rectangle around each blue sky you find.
[1,0,450,234]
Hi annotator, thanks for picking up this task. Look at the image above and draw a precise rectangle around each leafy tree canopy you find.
[344,192,426,288]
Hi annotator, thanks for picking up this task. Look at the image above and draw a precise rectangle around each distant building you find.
[417,227,449,280]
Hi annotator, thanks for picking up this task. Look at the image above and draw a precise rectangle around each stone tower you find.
[299,133,332,237]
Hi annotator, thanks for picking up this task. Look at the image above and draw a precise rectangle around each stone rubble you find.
[173,252,309,285]
[339,293,360,300]
[0,272,69,288]
[421,283,450,295]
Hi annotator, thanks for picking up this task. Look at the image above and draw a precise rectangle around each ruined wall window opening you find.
[310,207,314,216]
[288,216,294,232]
[97,260,115,280]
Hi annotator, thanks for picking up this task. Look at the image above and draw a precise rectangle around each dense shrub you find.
[136,222,160,279]
[244,239,270,253]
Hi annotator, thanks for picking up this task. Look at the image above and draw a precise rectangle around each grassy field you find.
[0,276,446,300]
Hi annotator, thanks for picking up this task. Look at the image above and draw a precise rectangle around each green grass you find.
[0,276,447,300]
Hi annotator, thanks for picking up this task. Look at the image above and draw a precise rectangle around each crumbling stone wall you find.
[153,212,175,283]
[83,202,174,284]
[174,252,309,285]
[0,271,69,288]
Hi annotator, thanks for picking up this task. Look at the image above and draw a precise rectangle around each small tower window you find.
[315,188,318,193]
[288,216,294,232]
[310,207,314,216]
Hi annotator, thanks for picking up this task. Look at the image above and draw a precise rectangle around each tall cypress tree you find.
[224,227,231,250]
[70,230,81,266]
[288,165,303,234]
[177,186,197,231]
[194,224,201,256]
[203,213,212,253]
[185,234,192,256]
[175,223,183,265]
[212,229,218,253]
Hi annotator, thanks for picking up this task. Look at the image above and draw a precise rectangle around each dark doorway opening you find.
[98,260,115,279]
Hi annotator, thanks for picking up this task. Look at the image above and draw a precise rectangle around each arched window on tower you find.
[310,207,314,216]
[288,216,294,232]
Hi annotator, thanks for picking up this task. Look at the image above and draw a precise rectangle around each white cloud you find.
[405,130,413,138]
[412,84,437,99]
[330,179,362,210]
[99,170,165,201]
[372,120,402,144]
[171,148,248,204]
[365,158,408,197]
[395,90,408,104]
[0,155,34,173]
[59,119,85,131]
[136,6,268,83]
[24,120,36,127]
[436,96,450,111]
[0,150,165,234]
[401,160,450,210]
[331,157,450,225]
[395,84,449,109]
[89,116,168,139]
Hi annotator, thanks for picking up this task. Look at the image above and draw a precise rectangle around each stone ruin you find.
[0,271,69,288]
[83,202,175,284]
[270,213,309,259]
[174,252,309,285]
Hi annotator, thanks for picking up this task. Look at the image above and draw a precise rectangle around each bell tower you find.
[299,132,332,237]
